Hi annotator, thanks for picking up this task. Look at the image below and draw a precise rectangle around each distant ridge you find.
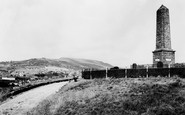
[0,58,113,75]
[58,57,113,69]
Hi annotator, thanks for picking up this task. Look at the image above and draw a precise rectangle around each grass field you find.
[28,77,185,115]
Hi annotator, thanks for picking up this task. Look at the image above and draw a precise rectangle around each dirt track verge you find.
[0,77,73,104]
[0,81,69,115]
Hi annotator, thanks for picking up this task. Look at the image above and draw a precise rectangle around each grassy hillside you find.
[27,77,185,115]
[0,58,113,76]
[0,87,12,102]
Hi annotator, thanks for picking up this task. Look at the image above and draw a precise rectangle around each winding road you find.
[0,81,68,115]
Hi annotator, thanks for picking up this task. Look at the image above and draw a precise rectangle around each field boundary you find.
[82,68,185,79]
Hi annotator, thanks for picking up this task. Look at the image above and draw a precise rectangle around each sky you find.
[0,0,185,67]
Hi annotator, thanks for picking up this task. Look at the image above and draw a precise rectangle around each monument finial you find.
[159,4,168,10]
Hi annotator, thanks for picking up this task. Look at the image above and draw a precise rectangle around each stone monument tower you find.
[153,5,175,66]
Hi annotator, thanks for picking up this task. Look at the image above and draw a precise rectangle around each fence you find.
[82,68,185,79]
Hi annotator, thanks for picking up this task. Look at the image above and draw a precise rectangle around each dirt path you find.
[0,81,68,115]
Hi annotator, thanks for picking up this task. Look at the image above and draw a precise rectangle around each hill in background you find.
[0,58,113,76]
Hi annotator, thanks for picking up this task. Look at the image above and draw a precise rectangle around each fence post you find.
[90,69,92,79]
[125,67,127,78]
[146,65,148,78]
[106,67,108,79]
[168,64,171,78]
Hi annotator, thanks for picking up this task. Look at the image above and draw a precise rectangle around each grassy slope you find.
[27,77,185,115]
[0,87,12,102]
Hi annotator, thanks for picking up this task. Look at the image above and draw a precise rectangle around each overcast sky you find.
[0,0,185,67]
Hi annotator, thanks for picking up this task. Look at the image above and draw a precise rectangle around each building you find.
[153,5,175,66]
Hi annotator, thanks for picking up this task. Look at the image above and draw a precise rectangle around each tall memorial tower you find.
[153,5,175,66]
